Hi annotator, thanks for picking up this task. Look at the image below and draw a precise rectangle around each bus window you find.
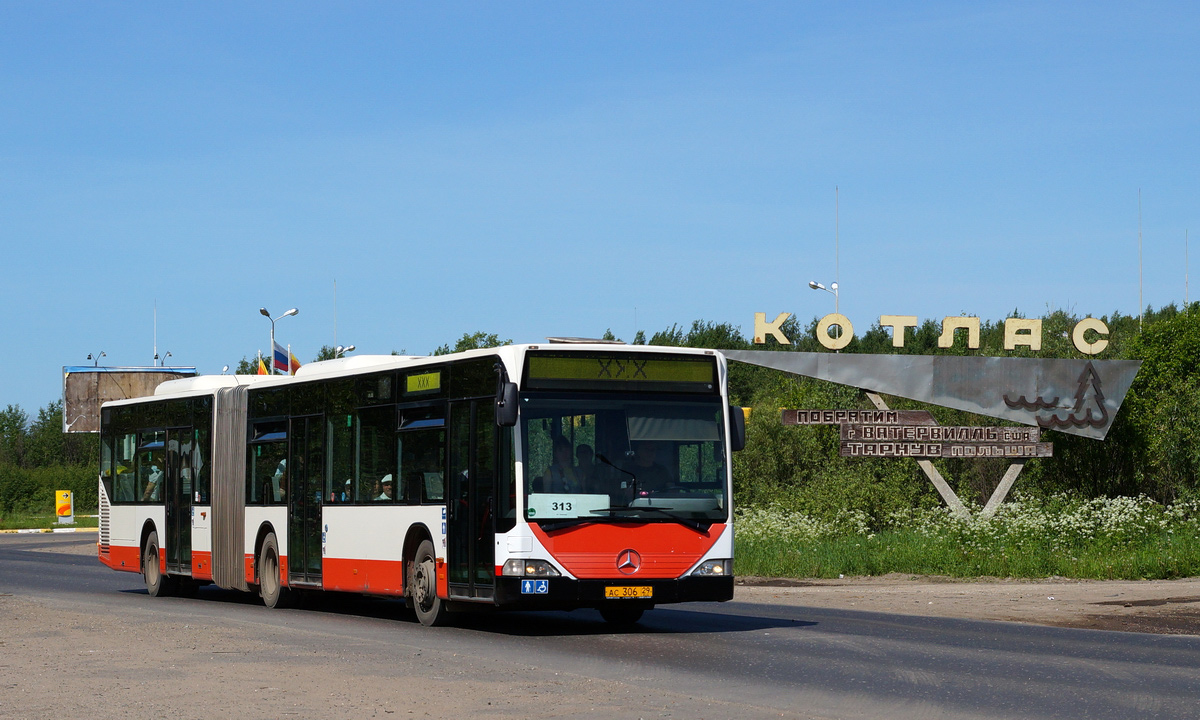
[328,414,354,503]
[521,396,727,524]
[189,426,210,504]
[398,405,445,504]
[357,406,396,503]
[100,430,115,501]
[113,432,138,503]
[248,420,287,505]
[138,431,166,503]
[177,428,206,503]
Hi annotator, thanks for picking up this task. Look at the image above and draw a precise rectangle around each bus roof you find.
[110,344,724,404]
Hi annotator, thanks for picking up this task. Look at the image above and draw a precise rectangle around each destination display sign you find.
[524,353,716,392]
[782,409,937,426]
[405,370,441,395]
[841,425,1040,443]
[840,442,1053,458]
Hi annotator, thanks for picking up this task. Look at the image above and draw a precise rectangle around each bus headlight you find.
[691,559,731,576]
[502,559,561,577]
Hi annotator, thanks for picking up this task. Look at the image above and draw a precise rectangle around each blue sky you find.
[1,2,1197,413]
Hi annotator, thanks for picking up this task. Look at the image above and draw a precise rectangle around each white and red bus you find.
[98,343,744,625]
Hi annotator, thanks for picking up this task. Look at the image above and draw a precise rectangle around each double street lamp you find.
[260,307,298,374]
[809,280,843,346]
[808,280,839,315]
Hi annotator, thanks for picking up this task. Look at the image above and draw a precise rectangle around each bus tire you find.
[143,530,176,597]
[258,533,291,609]
[599,605,645,626]
[410,539,448,627]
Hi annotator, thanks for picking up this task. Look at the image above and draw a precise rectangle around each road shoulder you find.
[736,574,1200,635]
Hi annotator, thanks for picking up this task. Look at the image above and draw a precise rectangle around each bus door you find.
[447,400,496,599]
[288,414,324,585]
[164,426,192,574]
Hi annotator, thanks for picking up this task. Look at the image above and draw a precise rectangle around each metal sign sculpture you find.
[723,351,1140,441]
[727,350,1141,518]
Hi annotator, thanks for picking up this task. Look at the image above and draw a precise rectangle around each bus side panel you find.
[243,506,288,586]
[322,505,443,595]
[191,505,213,580]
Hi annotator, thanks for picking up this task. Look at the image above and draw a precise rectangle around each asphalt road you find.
[3,534,1198,719]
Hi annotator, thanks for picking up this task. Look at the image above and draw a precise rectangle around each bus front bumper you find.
[493,575,734,609]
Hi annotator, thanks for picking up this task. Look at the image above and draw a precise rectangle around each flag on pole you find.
[257,355,268,375]
[272,341,288,374]
[289,350,302,375]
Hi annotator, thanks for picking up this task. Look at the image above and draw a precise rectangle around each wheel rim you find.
[146,545,160,585]
[263,550,278,597]
[414,556,436,612]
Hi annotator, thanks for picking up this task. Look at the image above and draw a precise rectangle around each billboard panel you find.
[62,366,198,433]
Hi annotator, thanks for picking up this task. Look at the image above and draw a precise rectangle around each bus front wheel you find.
[258,533,291,609]
[410,539,448,627]
[143,530,176,597]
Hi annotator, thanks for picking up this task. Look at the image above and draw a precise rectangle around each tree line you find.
[0,401,99,514]
[3,309,1197,518]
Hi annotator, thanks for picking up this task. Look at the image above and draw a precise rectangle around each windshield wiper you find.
[628,506,711,532]
[592,505,712,533]
[537,515,627,532]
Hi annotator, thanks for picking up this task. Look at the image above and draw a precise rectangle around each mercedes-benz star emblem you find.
[617,549,641,575]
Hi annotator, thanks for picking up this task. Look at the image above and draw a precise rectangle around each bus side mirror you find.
[495,381,519,427]
[729,405,746,452]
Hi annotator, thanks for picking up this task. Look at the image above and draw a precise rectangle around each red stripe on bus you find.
[103,544,141,573]
[321,558,406,595]
[191,551,213,581]
[436,557,448,598]
[530,523,726,579]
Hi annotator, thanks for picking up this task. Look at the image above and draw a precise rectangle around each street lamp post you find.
[87,351,106,367]
[809,280,842,347]
[335,344,356,358]
[260,307,299,374]
[808,280,839,315]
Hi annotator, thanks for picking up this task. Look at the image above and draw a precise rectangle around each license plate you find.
[605,586,652,599]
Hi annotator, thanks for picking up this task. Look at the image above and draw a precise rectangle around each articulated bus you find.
[98,343,745,625]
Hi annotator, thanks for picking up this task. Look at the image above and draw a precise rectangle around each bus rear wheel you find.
[259,533,291,609]
[410,539,448,626]
[143,530,176,597]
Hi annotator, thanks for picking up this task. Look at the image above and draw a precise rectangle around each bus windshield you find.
[521,393,728,526]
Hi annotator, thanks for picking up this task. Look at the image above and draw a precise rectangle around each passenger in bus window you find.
[540,437,580,493]
[626,441,671,495]
[374,474,394,502]
[271,459,287,503]
[141,464,162,501]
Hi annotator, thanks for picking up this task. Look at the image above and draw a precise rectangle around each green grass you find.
[0,514,99,531]
[735,529,1200,580]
